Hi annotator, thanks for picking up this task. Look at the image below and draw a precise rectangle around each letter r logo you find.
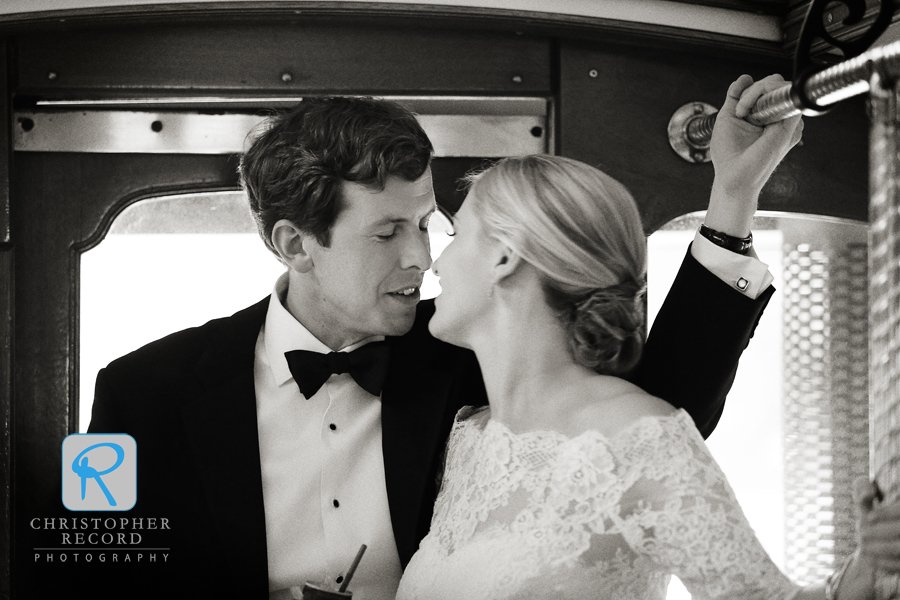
[62,434,136,511]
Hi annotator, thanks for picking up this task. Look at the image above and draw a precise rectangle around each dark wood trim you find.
[0,34,10,600]
[0,1,786,60]
[0,249,11,600]
[1,39,9,246]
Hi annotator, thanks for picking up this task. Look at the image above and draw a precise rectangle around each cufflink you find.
[735,277,750,291]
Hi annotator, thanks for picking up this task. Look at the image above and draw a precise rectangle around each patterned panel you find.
[829,243,870,562]
[782,243,835,584]
[782,238,871,584]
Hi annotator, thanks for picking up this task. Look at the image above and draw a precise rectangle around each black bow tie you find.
[284,341,390,399]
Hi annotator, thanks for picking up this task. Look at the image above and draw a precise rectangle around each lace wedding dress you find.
[396,406,802,600]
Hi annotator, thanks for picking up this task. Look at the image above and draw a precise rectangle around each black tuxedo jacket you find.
[36,250,772,598]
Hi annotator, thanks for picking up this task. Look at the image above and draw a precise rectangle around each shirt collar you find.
[264,271,385,387]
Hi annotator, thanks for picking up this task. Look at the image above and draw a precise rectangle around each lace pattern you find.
[396,406,803,600]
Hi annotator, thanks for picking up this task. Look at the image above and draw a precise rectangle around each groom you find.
[84,90,780,598]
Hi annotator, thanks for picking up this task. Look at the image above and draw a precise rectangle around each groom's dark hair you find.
[240,96,434,253]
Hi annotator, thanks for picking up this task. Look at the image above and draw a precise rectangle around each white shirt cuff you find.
[690,231,774,299]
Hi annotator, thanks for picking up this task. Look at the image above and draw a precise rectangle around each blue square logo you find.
[62,434,137,511]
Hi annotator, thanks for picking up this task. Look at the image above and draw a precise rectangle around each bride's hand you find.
[704,74,804,238]
[857,478,900,572]
[834,478,900,600]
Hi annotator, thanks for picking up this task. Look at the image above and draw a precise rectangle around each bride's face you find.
[428,196,497,348]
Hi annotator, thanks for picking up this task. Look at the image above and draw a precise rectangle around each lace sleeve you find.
[612,411,802,600]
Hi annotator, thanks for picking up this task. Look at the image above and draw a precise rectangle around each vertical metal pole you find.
[868,70,900,600]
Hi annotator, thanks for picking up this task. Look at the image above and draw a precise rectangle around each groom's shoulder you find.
[104,297,269,376]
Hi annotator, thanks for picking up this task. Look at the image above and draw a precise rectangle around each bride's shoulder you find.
[570,377,678,439]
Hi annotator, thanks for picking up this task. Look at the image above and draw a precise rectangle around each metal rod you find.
[669,39,900,161]
[750,38,900,125]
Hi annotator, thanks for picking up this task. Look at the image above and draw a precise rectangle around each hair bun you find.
[568,279,646,377]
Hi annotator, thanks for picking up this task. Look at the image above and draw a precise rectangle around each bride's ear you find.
[491,242,523,285]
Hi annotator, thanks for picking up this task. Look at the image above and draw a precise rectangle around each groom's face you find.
[298,169,436,347]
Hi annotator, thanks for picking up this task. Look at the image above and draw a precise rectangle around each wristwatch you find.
[699,224,753,255]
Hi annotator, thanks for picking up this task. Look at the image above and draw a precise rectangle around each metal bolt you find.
[693,103,705,114]
[281,72,293,83]
[692,151,706,162]
[826,12,833,24]
[47,71,57,81]
[512,75,522,84]
[589,69,598,78]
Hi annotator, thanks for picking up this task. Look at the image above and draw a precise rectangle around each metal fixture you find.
[668,39,900,162]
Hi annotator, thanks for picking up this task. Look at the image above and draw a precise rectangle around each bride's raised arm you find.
[632,74,803,437]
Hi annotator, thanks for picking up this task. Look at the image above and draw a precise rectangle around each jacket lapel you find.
[180,298,270,590]
[381,334,453,567]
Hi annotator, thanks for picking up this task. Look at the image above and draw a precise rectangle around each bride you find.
[395,75,900,600]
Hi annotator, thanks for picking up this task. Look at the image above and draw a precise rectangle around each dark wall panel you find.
[15,21,551,97]
[558,41,869,232]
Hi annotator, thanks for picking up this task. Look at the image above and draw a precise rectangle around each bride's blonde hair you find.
[467,155,647,376]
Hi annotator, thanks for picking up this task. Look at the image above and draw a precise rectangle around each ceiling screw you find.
[512,75,523,83]
[589,69,598,78]
[281,72,293,83]
[48,71,57,80]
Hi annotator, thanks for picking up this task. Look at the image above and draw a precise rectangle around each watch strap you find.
[699,224,753,255]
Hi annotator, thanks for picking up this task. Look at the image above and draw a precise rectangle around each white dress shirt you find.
[256,272,402,599]
[691,232,774,299]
